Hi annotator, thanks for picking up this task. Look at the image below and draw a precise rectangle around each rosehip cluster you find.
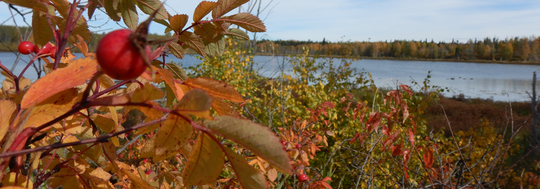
[17,41,57,59]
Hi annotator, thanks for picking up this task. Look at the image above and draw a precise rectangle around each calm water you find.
[1,52,540,102]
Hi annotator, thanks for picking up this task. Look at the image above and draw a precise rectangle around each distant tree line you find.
[254,37,540,62]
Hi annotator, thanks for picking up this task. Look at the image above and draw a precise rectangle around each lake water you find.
[1,52,540,102]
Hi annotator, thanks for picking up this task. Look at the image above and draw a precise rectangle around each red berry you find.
[49,47,57,59]
[33,45,40,53]
[18,41,35,54]
[296,144,302,149]
[38,42,54,55]
[145,170,153,175]
[298,174,309,182]
[96,29,150,80]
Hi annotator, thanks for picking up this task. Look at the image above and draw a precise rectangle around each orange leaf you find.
[218,13,266,32]
[0,100,17,141]
[158,68,184,100]
[408,129,415,146]
[120,167,154,189]
[205,116,293,174]
[193,1,219,22]
[179,31,206,57]
[21,58,98,109]
[24,88,81,129]
[212,97,243,118]
[182,133,224,187]
[176,88,213,119]
[169,14,189,33]
[212,0,249,18]
[223,147,267,189]
[184,78,244,103]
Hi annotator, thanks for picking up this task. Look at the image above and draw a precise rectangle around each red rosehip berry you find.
[296,144,302,149]
[38,42,54,55]
[96,29,150,80]
[298,174,309,182]
[49,47,57,59]
[18,41,35,54]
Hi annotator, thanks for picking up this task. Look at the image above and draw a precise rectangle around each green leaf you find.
[219,13,266,32]
[32,10,54,47]
[104,0,121,21]
[168,42,185,59]
[184,78,244,103]
[223,147,267,189]
[134,0,168,20]
[212,0,249,19]
[153,115,193,161]
[121,0,138,30]
[193,1,219,22]
[182,133,224,187]
[205,37,226,57]
[179,31,206,57]
[205,116,293,174]
[175,88,213,120]
[165,63,189,81]
[226,28,249,40]
[169,14,188,33]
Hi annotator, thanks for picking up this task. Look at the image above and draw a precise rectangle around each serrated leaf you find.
[104,0,121,21]
[184,78,244,103]
[154,115,193,161]
[88,167,112,184]
[182,133,224,187]
[2,0,48,12]
[205,37,226,57]
[0,100,17,142]
[193,1,219,22]
[120,167,154,189]
[134,0,168,20]
[158,69,184,100]
[121,0,138,30]
[165,63,188,81]
[168,42,185,59]
[21,58,98,109]
[179,31,206,57]
[205,116,293,174]
[102,141,117,161]
[175,89,213,119]
[24,88,81,129]
[223,147,267,188]
[169,14,188,33]
[32,10,54,47]
[212,97,243,118]
[219,13,266,32]
[226,28,249,40]
[212,0,249,19]
[194,22,220,43]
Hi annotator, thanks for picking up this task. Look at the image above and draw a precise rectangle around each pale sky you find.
[2,0,540,43]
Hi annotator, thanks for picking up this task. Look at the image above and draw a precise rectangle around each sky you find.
[2,0,540,43]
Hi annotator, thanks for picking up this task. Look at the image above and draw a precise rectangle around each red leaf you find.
[408,129,415,146]
[391,144,402,156]
[423,147,434,169]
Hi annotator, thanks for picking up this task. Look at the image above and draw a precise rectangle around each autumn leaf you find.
[212,0,249,18]
[184,78,244,103]
[21,58,98,109]
[175,88,213,119]
[205,116,293,174]
[0,100,17,141]
[158,69,185,100]
[2,0,48,12]
[120,167,154,189]
[120,0,138,30]
[32,9,54,47]
[168,42,185,59]
[212,97,243,118]
[193,1,219,22]
[134,0,168,20]
[226,28,249,40]
[223,147,267,188]
[169,14,189,33]
[182,133,224,187]
[219,13,266,32]
[24,88,81,129]
[153,115,193,161]
[179,31,206,57]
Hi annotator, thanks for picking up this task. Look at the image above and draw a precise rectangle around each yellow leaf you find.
[21,58,98,109]
[184,78,244,103]
[153,115,193,161]
[211,97,243,118]
[205,116,293,174]
[1,172,33,188]
[120,167,154,189]
[101,141,117,161]
[223,147,267,189]
[182,133,224,187]
[24,88,81,129]
[88,167,112,183]
[0,100,17,141]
